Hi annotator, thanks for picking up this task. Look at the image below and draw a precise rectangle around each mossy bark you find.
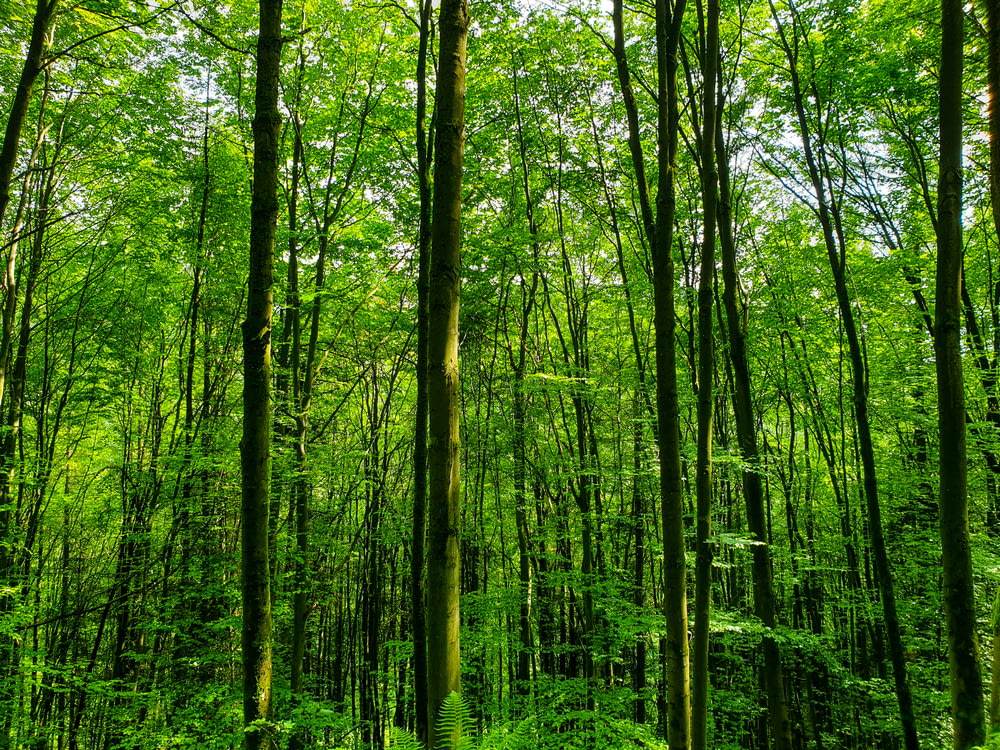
[426,0,468,744]
[241,1,283,747]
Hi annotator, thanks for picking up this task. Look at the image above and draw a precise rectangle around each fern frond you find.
[479,715,537,750]
[434,691,475,750]
[388,725,426,750]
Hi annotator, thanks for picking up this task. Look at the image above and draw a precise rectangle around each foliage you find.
[0,0,995,748]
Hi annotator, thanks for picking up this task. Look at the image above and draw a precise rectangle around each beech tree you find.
[425,0,468,744]
[936,0,985,745]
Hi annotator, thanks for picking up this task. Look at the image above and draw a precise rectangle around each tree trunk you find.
[411,0,433,740]
[770,5,919,744]
[0,0,56,232]
[983,0,1000,731]
[716,93,794,750]
[612,0,689,743]
[510,65,541,700]
[691,0,719,745]
[241,0,283,747]
[282,48,307,719]
[655,1,690,747]
[936,1,985,746]
[426,0,468,743]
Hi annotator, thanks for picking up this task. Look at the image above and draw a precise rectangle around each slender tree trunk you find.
[716,92,793,750]
[769,6,919,744]
[411,0,433,740]
[983,0,1000,730]
[510,66,541,699]
[0,0,55,233]
[691,0,719,745]
[512,383,533,691]
[361,401,386,749]
[241,0,283,747]
[655,1,690,746]
[179,111,210,584]
[937,1,985,746]
[987,0,1000,257]
[426,0,468,743]
[283,46,306,719]
[612,0,689,742]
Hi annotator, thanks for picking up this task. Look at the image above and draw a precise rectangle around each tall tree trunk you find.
[936,1,985,746]
[282,44,307,720]
[361,396,386,749]
[510,64,540,700]
[241,0,283,747]
[691,0,719,745]
[983,0,1000,731]
[770,5,919,744]
[411,0,433,740]
[611,0,688,742]
[655,1,690,747]
[612,0,690,741]
[426,0,468,743]
[716,88,793,750]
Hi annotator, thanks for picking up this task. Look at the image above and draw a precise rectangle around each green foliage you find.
[390,691,670,750]
[389,726,427,750]
[973,734,1000,750]
[0,0,994,747]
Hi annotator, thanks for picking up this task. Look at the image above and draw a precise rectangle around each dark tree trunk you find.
[411,0,433,740]
[0,0,56,232]
[241,0,283,747]
[983,0,1000,732]
[936,1,985,746]
[654,1,691,746]
[612,0,689,743]
[716,79,794,750]
[510,65,541,699]
[691,0,719,745]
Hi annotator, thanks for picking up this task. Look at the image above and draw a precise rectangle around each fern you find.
[388,693,476,750]
[387,726,426,750]
[478,715,537,750]
[434,691,475,750]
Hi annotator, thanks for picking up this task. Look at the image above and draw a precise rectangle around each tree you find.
[936,0,985,745]
[0,0,56,233]
[690,0,719,745]
[241,0,283,747]
[410,0,433,736]
[426,0,469,745]
[653,1,690,747]
[766,3,919,744]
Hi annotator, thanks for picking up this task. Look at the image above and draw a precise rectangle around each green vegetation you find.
[0,0,997,748]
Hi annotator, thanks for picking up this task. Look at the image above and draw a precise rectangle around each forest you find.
[0,0,997,747]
